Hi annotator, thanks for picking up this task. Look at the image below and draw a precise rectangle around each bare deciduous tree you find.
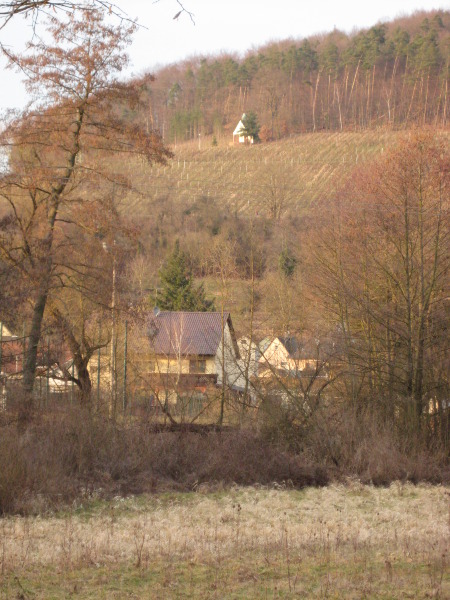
[0,7,171,415]
[309,132,449,437]
[0,0,194,29]
[260,167,297,220]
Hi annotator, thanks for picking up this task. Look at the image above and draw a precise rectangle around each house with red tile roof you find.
[136,310,244,404]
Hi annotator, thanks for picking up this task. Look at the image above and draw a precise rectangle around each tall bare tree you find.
[0,7,171,413]
[309,132,449,437]
[0,0,194,29]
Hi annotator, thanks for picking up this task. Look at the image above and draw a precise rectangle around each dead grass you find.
[129,129,450,218]
[1,483,448,598]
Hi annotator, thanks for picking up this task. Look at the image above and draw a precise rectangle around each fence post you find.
[22,323,26,379]
[71,361,74,404]
[123,320,128,413]
[97,346,101,408]
[0,322,5,411]
[46,334,50,405]
[0,321,3,376]
[0,322,3,409]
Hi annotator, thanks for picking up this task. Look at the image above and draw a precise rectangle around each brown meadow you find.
[1,483,448,598]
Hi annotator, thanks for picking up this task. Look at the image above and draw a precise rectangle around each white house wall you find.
[258,338,310,376]
[215,322,244,391]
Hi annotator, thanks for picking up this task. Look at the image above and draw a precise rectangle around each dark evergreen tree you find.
[410,24,441,72]
[278,247,297,278]
[158,241,214,311]
[239,111,261,142]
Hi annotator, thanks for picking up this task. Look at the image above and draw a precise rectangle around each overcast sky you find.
[0,0,446,114]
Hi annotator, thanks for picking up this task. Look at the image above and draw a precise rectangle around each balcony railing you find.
[144,372,218,391]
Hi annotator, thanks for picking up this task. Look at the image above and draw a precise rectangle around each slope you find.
[127,129,447,218]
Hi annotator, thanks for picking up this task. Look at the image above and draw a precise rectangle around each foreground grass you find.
[1,483,448,598]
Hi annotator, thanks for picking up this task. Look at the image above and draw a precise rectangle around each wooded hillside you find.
[120,128,447,287]
[139,10,449,142]
[0,6,448,524]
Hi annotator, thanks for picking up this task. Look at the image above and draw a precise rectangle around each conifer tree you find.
[239,111,261,142]
[158,241,214,311]
[279,247,297,278]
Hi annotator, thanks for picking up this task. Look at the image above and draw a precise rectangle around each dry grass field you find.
[0,483,448,599]
[125,130,449,217]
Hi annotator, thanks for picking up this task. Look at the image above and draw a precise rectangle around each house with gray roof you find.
[258,336,318,378]
[233,114,254,145]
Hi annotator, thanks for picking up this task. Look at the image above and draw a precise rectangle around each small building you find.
[237,336,261,380]
[141,310,243,403]
[233,114,254,145]
[34,361,78,394]
[0,322,23,378]
[258,336,317,378]
[0,322,76,406]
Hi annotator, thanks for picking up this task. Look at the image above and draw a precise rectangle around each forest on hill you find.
[140,10,449,142]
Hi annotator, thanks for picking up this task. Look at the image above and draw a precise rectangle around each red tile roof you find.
[148,311,232,357]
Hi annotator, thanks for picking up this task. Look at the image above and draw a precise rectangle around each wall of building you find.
[258,339,313,377]
[216,321,244,390]
[149,356,216,375]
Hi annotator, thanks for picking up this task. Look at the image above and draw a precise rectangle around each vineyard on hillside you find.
[126,129,446,217]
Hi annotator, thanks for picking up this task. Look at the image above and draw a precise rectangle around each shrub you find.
[0,428,28,514]
[0,400,447,515]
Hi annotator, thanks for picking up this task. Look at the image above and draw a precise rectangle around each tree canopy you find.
[158,241,214,311]
[0,6,172,404]
[239,111,261,142]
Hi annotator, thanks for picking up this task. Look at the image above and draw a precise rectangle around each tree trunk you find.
[72,358,92,404]
[22,275,50,395]
[21,106,85,403]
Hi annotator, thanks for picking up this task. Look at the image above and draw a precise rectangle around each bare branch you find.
[0,1,131,28]
[153,0,194,24]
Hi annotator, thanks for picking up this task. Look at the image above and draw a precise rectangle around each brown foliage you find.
[306,131,449,433]
[0,7,172,400]
[1,398,448,515]
[260,400,449,486]
[259,124,273,143]
[0,406,328,514]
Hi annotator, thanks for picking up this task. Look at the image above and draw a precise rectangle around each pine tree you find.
[158,241,214,311]
[278,247,297,278]
[239,111,261,142]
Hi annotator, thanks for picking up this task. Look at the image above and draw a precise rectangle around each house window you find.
[189,359,206,374]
